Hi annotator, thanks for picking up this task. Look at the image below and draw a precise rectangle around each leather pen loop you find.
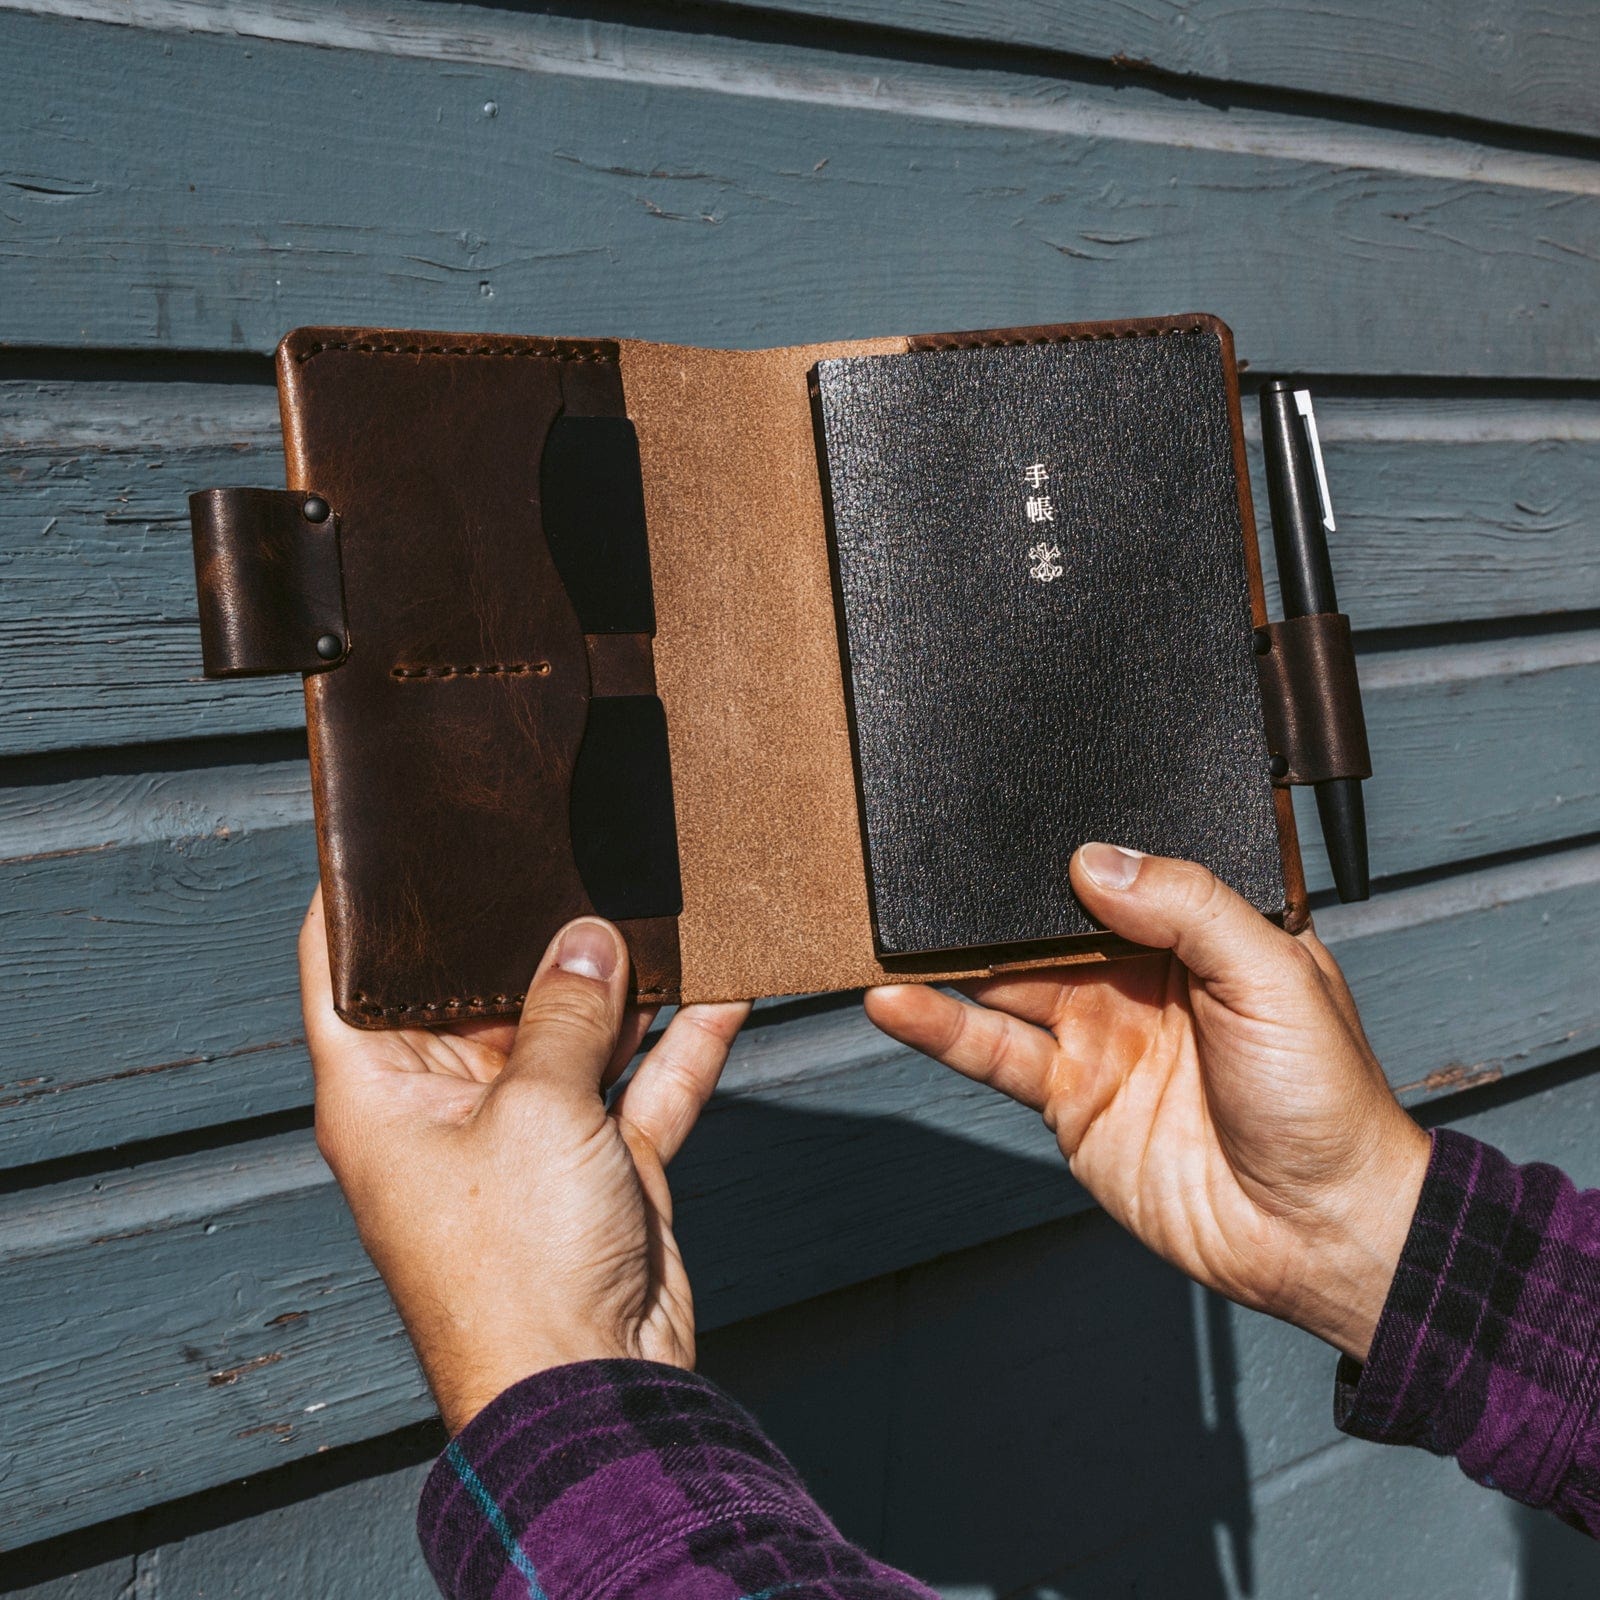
[1254,613,1372,786]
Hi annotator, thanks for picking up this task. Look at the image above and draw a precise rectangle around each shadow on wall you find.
[691,1102,1600,1600]
[1519,1506,1600,1598]
[692,1102,1254,1600]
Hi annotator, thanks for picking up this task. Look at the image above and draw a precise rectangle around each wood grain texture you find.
[4,8,1600,372]
[0,1132,433,1553]
[0,382,300,754]
[2,845,1597,1545]
[0,758,315,1167]
[17,0,1600,148]
[7,382,1599,755]
[1,628,1594,1169]
[1296,633,1600,895]
[1322,845,1600,1098]
[679,0,1600,143]
[1249,400,1600,631]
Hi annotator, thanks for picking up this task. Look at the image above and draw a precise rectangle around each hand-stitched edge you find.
[914,321,1211,352]
[298,329,672,1024]
[319,321,1200,1021]
[349,987,673,1020]
[391,662,552,680]
[292,337,616,364]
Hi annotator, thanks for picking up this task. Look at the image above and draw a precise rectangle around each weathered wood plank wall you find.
[1,0,1597,1593]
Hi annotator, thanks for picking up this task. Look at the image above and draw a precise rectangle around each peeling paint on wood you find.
[652,0,1600,143]
[15,1068,1600,1595]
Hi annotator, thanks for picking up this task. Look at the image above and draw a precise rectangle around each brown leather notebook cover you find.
[190,314,1319,1027]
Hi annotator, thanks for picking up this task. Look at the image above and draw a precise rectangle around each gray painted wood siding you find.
[1,0,1597,1593]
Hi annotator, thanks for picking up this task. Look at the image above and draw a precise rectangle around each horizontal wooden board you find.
[3,0,1596,1581]
[2,629,1595,1168]
[684,0,1600,143]
[4,8,1600,372]
[1319,845,1600,1098]
[873,1057,1600,1598]
[0,382,300,754]
[1295,632,1600,896]
[1,844,1597,1545]
[872,1060,1600,1595]
[18,0,1600,148]
[0,758,316,1168]
[1247,399,1600,631]
[7,381,1600,755]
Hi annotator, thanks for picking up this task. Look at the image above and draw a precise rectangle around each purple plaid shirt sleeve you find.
[416,1359,939,1600]
[1336,1126,1600,1536]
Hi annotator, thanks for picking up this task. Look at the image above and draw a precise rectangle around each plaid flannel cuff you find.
[1335,1127,1600,1515]
[417,1359,937,1600]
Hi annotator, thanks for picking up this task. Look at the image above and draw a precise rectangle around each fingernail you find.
[554,919,619,981]
[1079,842,1145,890]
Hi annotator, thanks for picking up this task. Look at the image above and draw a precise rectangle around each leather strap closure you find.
[1254,612,1372,786]
[189,488,348,677]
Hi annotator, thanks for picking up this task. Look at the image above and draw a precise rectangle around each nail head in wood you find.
[302,495,331,524]
[315,633,344,661]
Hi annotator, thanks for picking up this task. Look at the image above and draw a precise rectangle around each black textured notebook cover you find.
[812,330,1286,957]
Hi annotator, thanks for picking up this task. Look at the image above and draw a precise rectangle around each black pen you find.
[1259,381,1370,902]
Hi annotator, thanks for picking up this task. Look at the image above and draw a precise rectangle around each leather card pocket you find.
[541,414,655,635]
[569,694,683,920]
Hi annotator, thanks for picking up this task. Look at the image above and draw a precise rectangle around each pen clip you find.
[1292,389,1336,534]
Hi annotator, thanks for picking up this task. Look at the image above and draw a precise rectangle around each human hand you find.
[865,845,1429,1362]
[301,891,749,1433]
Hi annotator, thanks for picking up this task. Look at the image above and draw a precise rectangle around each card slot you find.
[541,414,656,636]
[569,694,684,921]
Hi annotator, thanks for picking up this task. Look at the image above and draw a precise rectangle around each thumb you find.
[498,917,629,1097]
[1070,843,1296,994]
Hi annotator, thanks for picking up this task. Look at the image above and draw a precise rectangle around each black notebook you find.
[811,333,1286,957]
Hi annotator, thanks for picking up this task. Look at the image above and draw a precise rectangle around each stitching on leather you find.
[920,321,1209,352]
[302,330,668,1015]
[391,662,551,680]
[298,326,1200,364]
[353,990,523,1018]
[352,985,671,1017]
[294,339,615,364]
